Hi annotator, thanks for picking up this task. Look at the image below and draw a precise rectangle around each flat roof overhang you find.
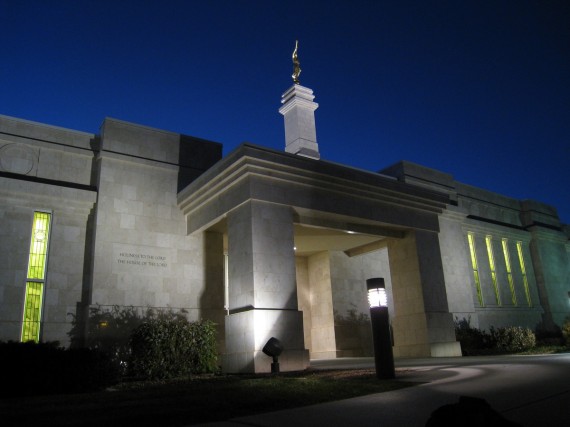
[177,144,450,250]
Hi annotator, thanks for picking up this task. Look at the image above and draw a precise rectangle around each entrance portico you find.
[178,144,461,372]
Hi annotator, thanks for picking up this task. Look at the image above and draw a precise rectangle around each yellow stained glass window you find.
[468,232,484,306]
[27,212,50,279]
[21,282,44,342]
[516,241,532,307]
[502,239,517,306]
[21,211,51,343]
[486,236,501,306]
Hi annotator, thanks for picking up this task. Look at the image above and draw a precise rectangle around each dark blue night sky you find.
[2,1,569,222]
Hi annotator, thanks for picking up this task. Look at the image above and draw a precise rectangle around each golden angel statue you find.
[292,40,301,84]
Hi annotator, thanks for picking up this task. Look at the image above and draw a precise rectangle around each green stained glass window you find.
[502,239,518,306]
[516,241,532,307]
[485,236,501,306]
[21,211,51,343]
[21,282,44,342]
[468,232,484,306]
[27,212,50,279]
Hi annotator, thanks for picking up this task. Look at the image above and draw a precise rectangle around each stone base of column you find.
[392,309,462,358]
[222,308,309,373]
[309,350,343,360]
[393,341,462,358]
[430,341,462,357]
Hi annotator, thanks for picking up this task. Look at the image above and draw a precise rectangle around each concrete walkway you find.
[201,353,570,426]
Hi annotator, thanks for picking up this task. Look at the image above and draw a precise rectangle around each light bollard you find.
[367,278,395,379]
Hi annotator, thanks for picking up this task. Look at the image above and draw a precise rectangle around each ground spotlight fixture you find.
[366,278,395,379]
[262,337,283,373]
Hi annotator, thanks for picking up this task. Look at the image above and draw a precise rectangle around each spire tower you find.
[279,41,320,160]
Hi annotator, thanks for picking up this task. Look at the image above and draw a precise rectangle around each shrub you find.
[454,317,493,355]
[490,326,536,352]
[69,305,189,375]
[455,318,536,355]
[0,341,119,397]
[129,318,217,380]
[562,317,570,346]
[534,321,563,346]
[69,305,149,374]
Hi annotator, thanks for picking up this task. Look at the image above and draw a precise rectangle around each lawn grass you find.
[0,369,413,427]
[518,345,569,355]
[462,345,569,356]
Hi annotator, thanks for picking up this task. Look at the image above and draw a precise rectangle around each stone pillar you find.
[307,251,337,359]
[279,84,320,159]
[223,200,309,373]
[203,231,226,354]
[521,201,570,330]
[387,230,461,358]
[528,230,570,329]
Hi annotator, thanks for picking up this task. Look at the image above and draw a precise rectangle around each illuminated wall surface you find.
[0,113,569,371]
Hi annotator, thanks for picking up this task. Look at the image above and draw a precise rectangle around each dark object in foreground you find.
[426,396,522,426]
[0,341,119,397]
[262,337,283,373]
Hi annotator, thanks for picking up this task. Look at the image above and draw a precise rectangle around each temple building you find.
[1,77,569,373]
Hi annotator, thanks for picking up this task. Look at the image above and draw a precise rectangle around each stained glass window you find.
[21,211,51,342]
[468,232,484,306]
[502,239,517,306]
[486,236,501,306]
[516,241,532,307]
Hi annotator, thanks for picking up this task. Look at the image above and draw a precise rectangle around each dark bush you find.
[455,318,536,355]
[129,318,217,380]
[68,305,148,375]
[534,321,564,346]
[68,305,190,376]
[562,317,570,346]
[490,326,536,352]
[454,317,494,355]
[0,341,119,397]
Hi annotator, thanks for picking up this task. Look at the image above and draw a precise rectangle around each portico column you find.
[388,230,462,358]
[223,200,309,373]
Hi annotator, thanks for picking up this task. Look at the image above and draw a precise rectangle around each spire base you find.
[279,84,320,160]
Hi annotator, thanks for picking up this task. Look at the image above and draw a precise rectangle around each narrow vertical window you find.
[224,252,229,314]
[502,239,517,305]
[468,232,484,306]
[485,236,501,305]
[21,211,51,342]
[516,241,532,307]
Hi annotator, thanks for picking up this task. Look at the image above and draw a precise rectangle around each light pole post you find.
[367,278,395,379]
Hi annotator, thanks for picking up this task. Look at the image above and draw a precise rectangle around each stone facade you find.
[0,116,97,343]
[1,107,569,373]
[0,115,223,347]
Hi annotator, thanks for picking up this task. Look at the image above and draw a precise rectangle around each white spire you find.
[279,41,320,160]
[279,84,320,159]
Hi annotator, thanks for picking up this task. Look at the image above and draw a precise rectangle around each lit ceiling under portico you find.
[292,208,406,257]
[209,208,407,257]
[293,224,384,256]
